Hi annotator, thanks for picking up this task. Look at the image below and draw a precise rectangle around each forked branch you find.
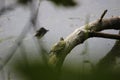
[48,10,120,70]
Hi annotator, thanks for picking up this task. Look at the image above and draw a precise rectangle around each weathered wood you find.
[48,16,120,70]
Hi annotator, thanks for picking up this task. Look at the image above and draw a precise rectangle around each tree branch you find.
[89,31,120,40]
[97,31,120,71]
[99,9,107,23]
[48,16,120,70]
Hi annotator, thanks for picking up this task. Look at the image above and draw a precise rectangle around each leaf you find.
[35,27,49,39]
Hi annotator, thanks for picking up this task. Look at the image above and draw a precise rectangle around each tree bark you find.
[48,16,120,70]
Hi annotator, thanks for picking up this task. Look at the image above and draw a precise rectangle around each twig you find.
[99,9,108,23]
[30,0,41,26]
[0,21,31,71]
[0,1,42,71]
[89,31,120,40]
[30,0,48,64]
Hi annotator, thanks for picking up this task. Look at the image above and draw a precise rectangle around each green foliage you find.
[13,45,120,80]
[11,37,120,80]
[50,0,77,7]
[14,60,59,80]
[14,57,120,80]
